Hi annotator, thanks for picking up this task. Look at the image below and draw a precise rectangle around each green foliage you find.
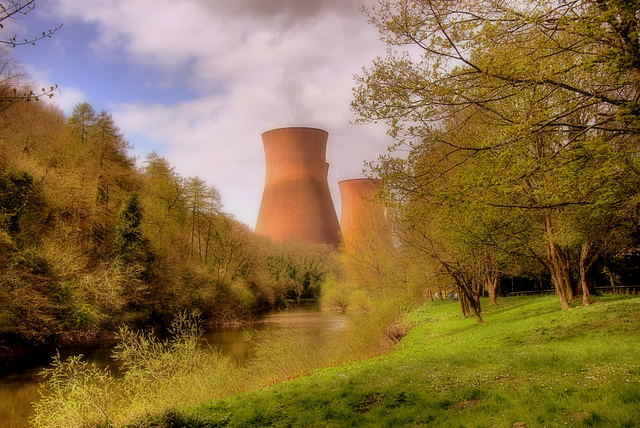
[263,241,338,304]
[244,328,332,386]
[143,296,640,428]
[0,169,35,233]
[32,305,407,427]
[111,312,240,414]
[32,312,243,427]
[352,0,640,313]
[63,303,100,330]
[340,301,409,358]
[0,58,334,344]
[32,352,117,428]
[325,218,427,317]
[319,273,363,312]
[113,193,147,265]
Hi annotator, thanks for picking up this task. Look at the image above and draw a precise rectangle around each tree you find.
[68,102,96,146]
[263,241,336,304]
[0,1,61,105]
[339,194,413,307]
[353,0,640,311]
[209,216,252,286]
[0,48,57,109]
[140,152,188,254]
[113,193,147,265]
[356,0,639,142]
[91,111,132,171]
[0,169,36,234]
[184,176,221,261]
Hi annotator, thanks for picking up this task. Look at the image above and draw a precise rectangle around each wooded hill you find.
[0,52,336,353]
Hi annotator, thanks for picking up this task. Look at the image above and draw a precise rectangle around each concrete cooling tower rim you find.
[338,178,380,185]
[261,126,329,138]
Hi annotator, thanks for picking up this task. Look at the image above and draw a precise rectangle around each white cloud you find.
[20,63,87,115]
[49,85,87,114]
[48,0,392,227]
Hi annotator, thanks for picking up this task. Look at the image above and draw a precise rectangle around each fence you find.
[507,286,640,297]
[507,289,556,297]
[595,286,640,295]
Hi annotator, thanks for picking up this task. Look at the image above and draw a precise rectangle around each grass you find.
[134,294,640,427]
[32,305,403,427]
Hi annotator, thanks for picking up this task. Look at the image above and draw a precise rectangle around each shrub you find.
[32,352,117,428]
[32,312,242,428]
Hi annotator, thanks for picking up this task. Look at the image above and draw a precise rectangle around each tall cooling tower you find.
[255,127,341,247]
[338,178,389,249]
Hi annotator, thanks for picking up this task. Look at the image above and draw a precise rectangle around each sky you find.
[5,0,393,228]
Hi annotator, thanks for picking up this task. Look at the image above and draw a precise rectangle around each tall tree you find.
[68,102,96,146]
[140,152,188,254]
[209,217,252,286]
[113,193,147,265]
[184,176,221,260]
[353,0,640,311]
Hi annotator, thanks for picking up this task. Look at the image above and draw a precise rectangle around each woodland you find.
[352,0,640,322]
[1,0,640,357]
[0,49,340,355]
[2,0,640,425]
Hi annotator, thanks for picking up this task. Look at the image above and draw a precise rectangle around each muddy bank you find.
[0,330,118,374]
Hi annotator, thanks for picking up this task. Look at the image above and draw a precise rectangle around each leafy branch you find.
[0,0,63,47]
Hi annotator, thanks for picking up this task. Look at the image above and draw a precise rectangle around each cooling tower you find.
[255,127,341,247]
[338,178,389,249]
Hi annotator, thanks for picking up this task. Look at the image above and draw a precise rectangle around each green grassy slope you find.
[141,295,640,427]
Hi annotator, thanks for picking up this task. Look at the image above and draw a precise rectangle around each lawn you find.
[137,295,640,427]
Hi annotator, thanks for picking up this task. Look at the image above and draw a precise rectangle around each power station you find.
[338,178,388,250]
[255,127,341,247]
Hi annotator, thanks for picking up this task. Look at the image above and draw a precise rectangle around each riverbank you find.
[0,300,319,371]
[0,305,273,372]
[140,295,640,427]
[11,305,351,428]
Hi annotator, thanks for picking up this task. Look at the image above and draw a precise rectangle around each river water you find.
[0,305,346,428]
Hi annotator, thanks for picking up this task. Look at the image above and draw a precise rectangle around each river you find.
[0,305,346,428]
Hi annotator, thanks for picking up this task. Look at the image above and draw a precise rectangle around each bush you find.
[31,312,243,428]
[32,352,117,428]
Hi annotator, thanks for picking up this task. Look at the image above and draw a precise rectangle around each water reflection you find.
[0,305,346,428]
[204,306,346,364]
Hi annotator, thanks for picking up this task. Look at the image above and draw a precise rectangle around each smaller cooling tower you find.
[255,127,341,247]
[338,178,389,249]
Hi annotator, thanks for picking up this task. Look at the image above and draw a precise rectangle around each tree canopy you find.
[353,0,640,316]
[0,52,340,347]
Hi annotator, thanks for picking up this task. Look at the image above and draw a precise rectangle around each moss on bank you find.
[135,295,640,427]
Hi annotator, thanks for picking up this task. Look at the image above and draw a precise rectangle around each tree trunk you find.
[579,240,593,306]
[440,261,484,323]
[485,269,500,305]
[547,240,572,310]
[564,249,578,301]
[466,289,484,323]
[604,265,616,287]
[456,278,484,324]
[459,291,470,318]
[545,215,572,310]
